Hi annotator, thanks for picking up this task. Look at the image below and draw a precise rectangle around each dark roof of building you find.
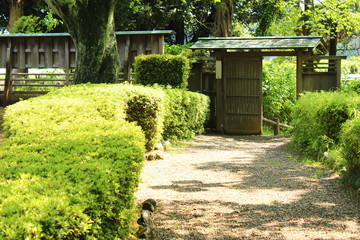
[190,36,327,53]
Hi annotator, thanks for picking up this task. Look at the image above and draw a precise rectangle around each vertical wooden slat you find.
[4,48,12,106]
[116,35,125,68]
[0,39,6,67]
[123,36,131,81]
[57,37,65,68]
[18,38,25,69]
[222,56,262,134]
[64,38,70,85]
[69,37,76,68]
[30,38,39,68]
[296,53,303,98]
[158,35,164,54]
[336,58,341,89]
[11,38,19,68]
[43,37,53,68]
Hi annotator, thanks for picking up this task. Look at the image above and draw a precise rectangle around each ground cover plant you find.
[0,83,168,239]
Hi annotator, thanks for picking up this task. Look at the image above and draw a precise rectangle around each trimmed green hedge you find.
[162,87,210,140]
[291,91,360,190]
[0,121,145,239]
[340,116,360,189]
[4,84,165,150]
[0,83,167,238]
[122,86,165,150]
[291,91,360,157]
[134,54,190,88]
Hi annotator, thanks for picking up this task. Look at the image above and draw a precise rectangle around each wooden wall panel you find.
[220,57,263,134]
[0,32,169,70]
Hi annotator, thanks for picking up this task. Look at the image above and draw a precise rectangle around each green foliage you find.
[342,80,360,94]
[342,57,360,75]
[134,54,191,88]
[291,91,360,158]
[267,1,302,36]
[36,84,165,151]
[291,91,360,190]
[262,57,296,124]
[11,15,45,33]
[165,43,194,55]
[11,11,61,33]
[165,43,210,61]
[0,84,148,239]
[299,0,360,40]
[122,85,165,150]
[162,87,210,140]
[340,116,360,189]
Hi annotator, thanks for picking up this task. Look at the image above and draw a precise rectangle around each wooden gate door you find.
[219,56,263,134]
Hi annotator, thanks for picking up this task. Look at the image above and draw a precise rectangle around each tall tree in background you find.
[299,0,360,55]
[297,0,313,36]
[114,0,214,43]
[45,0,120,84]
[8,0,24,32]
[254,0,280,36]
[214,0,233,37]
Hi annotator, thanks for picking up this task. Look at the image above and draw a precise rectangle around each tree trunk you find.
[329,25,338,56]
[255,0,280,36]
[45,0,120,84]
[214,0,233,37]
[8,0,25,33]
[328,25,337,72]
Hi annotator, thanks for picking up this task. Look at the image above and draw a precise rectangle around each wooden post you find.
[64,38,70,85]
[123,36,131,82]
[296,53,303,99]
[3,48,12,106]
[273,118,279,135]
[336,58,341,90]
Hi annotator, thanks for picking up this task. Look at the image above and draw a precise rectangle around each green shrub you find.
[165,43,193,55]
[262,57,297,124]
[4,84,165,150]
[291,91,360,158]
[340,116,360,189]
[122,85,165,150]
[341,56,360,75]
[342,79,360,94]
[134,54,190,88]
[0,89,146,238]
[11,12,61,33]
[165,43,209,60]
[162,87,210,140]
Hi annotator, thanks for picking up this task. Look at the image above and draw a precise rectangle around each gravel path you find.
[136,134,360,240]
[0,108,359,239]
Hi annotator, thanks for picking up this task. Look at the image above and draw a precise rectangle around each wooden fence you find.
[0,71,135,106]
[0,30,173,106]
[262,117,293,135]
[297,56,346,95]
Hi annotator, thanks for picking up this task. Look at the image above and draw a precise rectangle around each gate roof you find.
[190,36,327,54]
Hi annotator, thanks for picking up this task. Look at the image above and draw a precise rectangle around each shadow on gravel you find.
[148,134,360,238]
[153,191,360,239]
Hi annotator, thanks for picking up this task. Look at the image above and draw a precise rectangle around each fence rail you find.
[262,117,293,135]
[1,71,135,106]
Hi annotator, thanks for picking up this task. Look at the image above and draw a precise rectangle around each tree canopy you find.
[1,0,360,83]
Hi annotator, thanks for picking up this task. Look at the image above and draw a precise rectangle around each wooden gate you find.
[217,57,263,134]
